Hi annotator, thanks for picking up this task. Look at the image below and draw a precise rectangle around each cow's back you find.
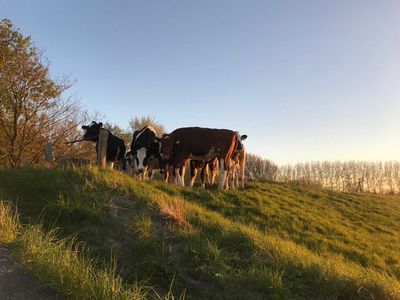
[169,127,237,159]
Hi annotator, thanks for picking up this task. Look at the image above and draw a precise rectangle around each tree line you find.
[245,156,400,194]
[276,161,400,194]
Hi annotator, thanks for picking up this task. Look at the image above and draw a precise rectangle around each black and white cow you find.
[81,121,126,169]
[129,126,163,179]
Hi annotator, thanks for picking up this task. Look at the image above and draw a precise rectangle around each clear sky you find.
[2,0,400,164]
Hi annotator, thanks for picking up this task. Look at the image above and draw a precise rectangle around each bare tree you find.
[246,153,278,181]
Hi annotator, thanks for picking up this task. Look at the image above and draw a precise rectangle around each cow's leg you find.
[190,167,197,187]
[167,164,174,183]
[231,163,237,189]
[224,159,232,190]
[210,166,217,185]
[174,166,181,185]
[164,165,170,183]
[210,170,216,185]
[109,162,114,170]
[174,164,185,186]
[219,158,227,190]
[189,161,196,187]
[200,166,207,188]
[235,165,240,188]
[240,163,245,189]
[204,164,210,185]
[180,164,186,186]
[210,159,218,185]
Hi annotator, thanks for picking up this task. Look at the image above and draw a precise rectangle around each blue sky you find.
[2,0,400,163]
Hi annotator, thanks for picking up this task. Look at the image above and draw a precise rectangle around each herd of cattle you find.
[80,121,247,190]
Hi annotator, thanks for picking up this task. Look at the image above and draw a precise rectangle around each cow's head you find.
[160,134,174,162]
[235,132,247,151]
[133,146,152,174]
[81,121,103,141]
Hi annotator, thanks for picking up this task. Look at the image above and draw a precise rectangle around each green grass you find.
[0,201,147,300]
[0,166,399,299]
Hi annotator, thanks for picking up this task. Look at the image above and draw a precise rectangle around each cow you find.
[129,126,164,179]
[81,121,126,170]
[124,151,135,176]
[228,134,247,189]
[160,127,241,189]
[189,158,219,188]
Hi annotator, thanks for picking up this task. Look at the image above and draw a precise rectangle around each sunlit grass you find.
[0,166,399,299]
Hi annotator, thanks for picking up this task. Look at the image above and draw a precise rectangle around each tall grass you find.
[0,201,146,300]
[0,200,20,242]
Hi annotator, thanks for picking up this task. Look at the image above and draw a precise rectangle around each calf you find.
[81,121,126,169]
[160,127,239,189]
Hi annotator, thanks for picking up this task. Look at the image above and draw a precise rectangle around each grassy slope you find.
[0,166,399,299]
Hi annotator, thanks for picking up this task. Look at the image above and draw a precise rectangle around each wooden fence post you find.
[45,143,53,168]
[98,129,108,168]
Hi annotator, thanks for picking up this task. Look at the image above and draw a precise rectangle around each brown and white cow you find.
[228,134,247,189]
[160,127,242,189]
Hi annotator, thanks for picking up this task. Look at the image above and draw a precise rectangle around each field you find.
[0,166,399,299]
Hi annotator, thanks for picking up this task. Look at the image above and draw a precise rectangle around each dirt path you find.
[0,244,61,300]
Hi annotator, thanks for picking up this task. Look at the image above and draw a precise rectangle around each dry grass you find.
[158,197,190,228]
[0,201,20,242]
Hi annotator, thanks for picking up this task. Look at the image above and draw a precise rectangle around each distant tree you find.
[0,19,79,168]
[246,153,278,181]
[129,116,165,137]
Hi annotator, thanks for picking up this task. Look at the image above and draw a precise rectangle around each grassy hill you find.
[0,166,399,299]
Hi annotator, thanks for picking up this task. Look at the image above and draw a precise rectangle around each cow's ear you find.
[98,122,103,127]
[82,125,88,130]
[91,121,96,124]
[241,135,248,141]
